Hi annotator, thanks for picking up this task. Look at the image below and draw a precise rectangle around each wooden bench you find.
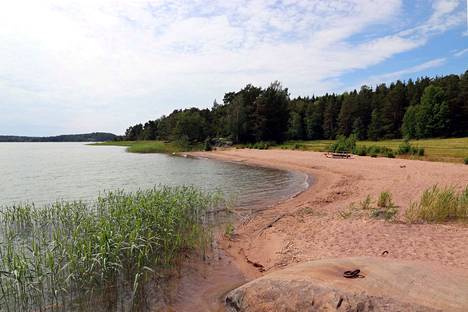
[325,152,351,159]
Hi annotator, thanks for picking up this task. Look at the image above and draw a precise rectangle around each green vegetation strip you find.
[0,186,223,311]
[91,140,203,154]
[278,137,468,163]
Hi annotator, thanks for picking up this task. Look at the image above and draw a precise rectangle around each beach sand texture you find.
[190,149,468,279]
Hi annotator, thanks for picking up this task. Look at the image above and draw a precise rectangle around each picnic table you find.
[324,151,351,159]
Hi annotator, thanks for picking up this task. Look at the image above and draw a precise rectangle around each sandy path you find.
[189,149,468,279]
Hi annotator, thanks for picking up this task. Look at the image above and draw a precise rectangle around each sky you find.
[0,0,467,136]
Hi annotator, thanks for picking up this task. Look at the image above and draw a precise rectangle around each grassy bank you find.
[91,140,203,154]
[0,186,223,311]
[278,137,468,163]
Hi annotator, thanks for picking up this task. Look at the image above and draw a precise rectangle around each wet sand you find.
[171,148,468,311]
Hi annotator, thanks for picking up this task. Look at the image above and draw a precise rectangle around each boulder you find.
[225,257,468,311]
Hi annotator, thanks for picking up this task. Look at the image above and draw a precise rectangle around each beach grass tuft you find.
[405,185,468,223]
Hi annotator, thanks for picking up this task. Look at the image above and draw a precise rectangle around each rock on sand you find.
[225,257,468,312]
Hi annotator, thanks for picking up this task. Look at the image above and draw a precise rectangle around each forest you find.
[122,71,468,144]
[0,132,116,142]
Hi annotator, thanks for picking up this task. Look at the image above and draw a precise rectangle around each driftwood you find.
[239,248,265,272]
[258,213,290,236]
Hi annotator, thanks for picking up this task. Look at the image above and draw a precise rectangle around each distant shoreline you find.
[0,132,116,142]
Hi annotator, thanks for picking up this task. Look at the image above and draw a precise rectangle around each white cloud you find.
[454,48,468,57]
[0,0,464,135]
[358,58,447,88]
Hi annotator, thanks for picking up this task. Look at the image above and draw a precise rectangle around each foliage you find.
[339,193,398,221]
[405,185,468,223]
[246,141,273,150]
[92,140,202,154]
[328,134,357,152]
[0,186,223,311]
[123,71,468,145]
[464,157,468,165]
[377,191,393,208]
[224,223,235,239]
[359,195,373,210]
[371,192,398,221]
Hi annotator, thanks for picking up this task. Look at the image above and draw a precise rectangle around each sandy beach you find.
[189,148,468,282]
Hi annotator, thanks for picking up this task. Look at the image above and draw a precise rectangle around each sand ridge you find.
[189,149,468,279]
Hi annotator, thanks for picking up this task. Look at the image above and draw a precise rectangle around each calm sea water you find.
[0,143,308,208]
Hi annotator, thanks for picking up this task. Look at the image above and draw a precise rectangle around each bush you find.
[464,157,468,165]
[418,147,425,156]
[398,141,411,155]
[204,138,212,151]
[368,145,381,154]
[386,151,395,158]
[354,145,367,156]
[328,134,357,153]
[405,185,468,223]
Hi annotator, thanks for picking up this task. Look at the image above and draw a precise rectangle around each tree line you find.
[123,71,468,143]
[0,132,116,142]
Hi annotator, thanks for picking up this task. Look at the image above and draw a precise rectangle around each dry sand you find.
[190,149,468,278]
[168,149,468,311]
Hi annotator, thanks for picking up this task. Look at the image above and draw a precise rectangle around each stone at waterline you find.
[225,257,468,312]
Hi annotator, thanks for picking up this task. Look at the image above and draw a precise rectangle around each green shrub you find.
[204,138,212,151]
[370,153,378,158]
[328,134,357,153]
[398,141,411,154]
[354,145,367,156]
[418,147,425,156]
[368,145,380,154]
[405,185,468,223]
[386,151,395,158]
[464,157,468,165]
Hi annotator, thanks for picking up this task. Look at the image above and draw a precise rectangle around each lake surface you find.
[0,143,308,208]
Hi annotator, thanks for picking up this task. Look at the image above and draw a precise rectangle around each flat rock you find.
[225,257,468,312]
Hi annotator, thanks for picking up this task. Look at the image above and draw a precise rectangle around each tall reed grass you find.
[0,186,223,311]
[405,185,468,223]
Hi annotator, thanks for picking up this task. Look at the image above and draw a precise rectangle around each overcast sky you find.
[0,0,467,136]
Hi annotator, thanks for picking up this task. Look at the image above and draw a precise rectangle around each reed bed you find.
[0,186,223,311]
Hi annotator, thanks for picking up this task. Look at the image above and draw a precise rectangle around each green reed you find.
[0,186,224,311]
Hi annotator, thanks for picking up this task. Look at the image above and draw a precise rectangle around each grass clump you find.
[377,191,393,208]
[0,186,223,311]
[341,192,398,221]
[370,191,398,221]
[464,157,468,165]
[405,185,468,223]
